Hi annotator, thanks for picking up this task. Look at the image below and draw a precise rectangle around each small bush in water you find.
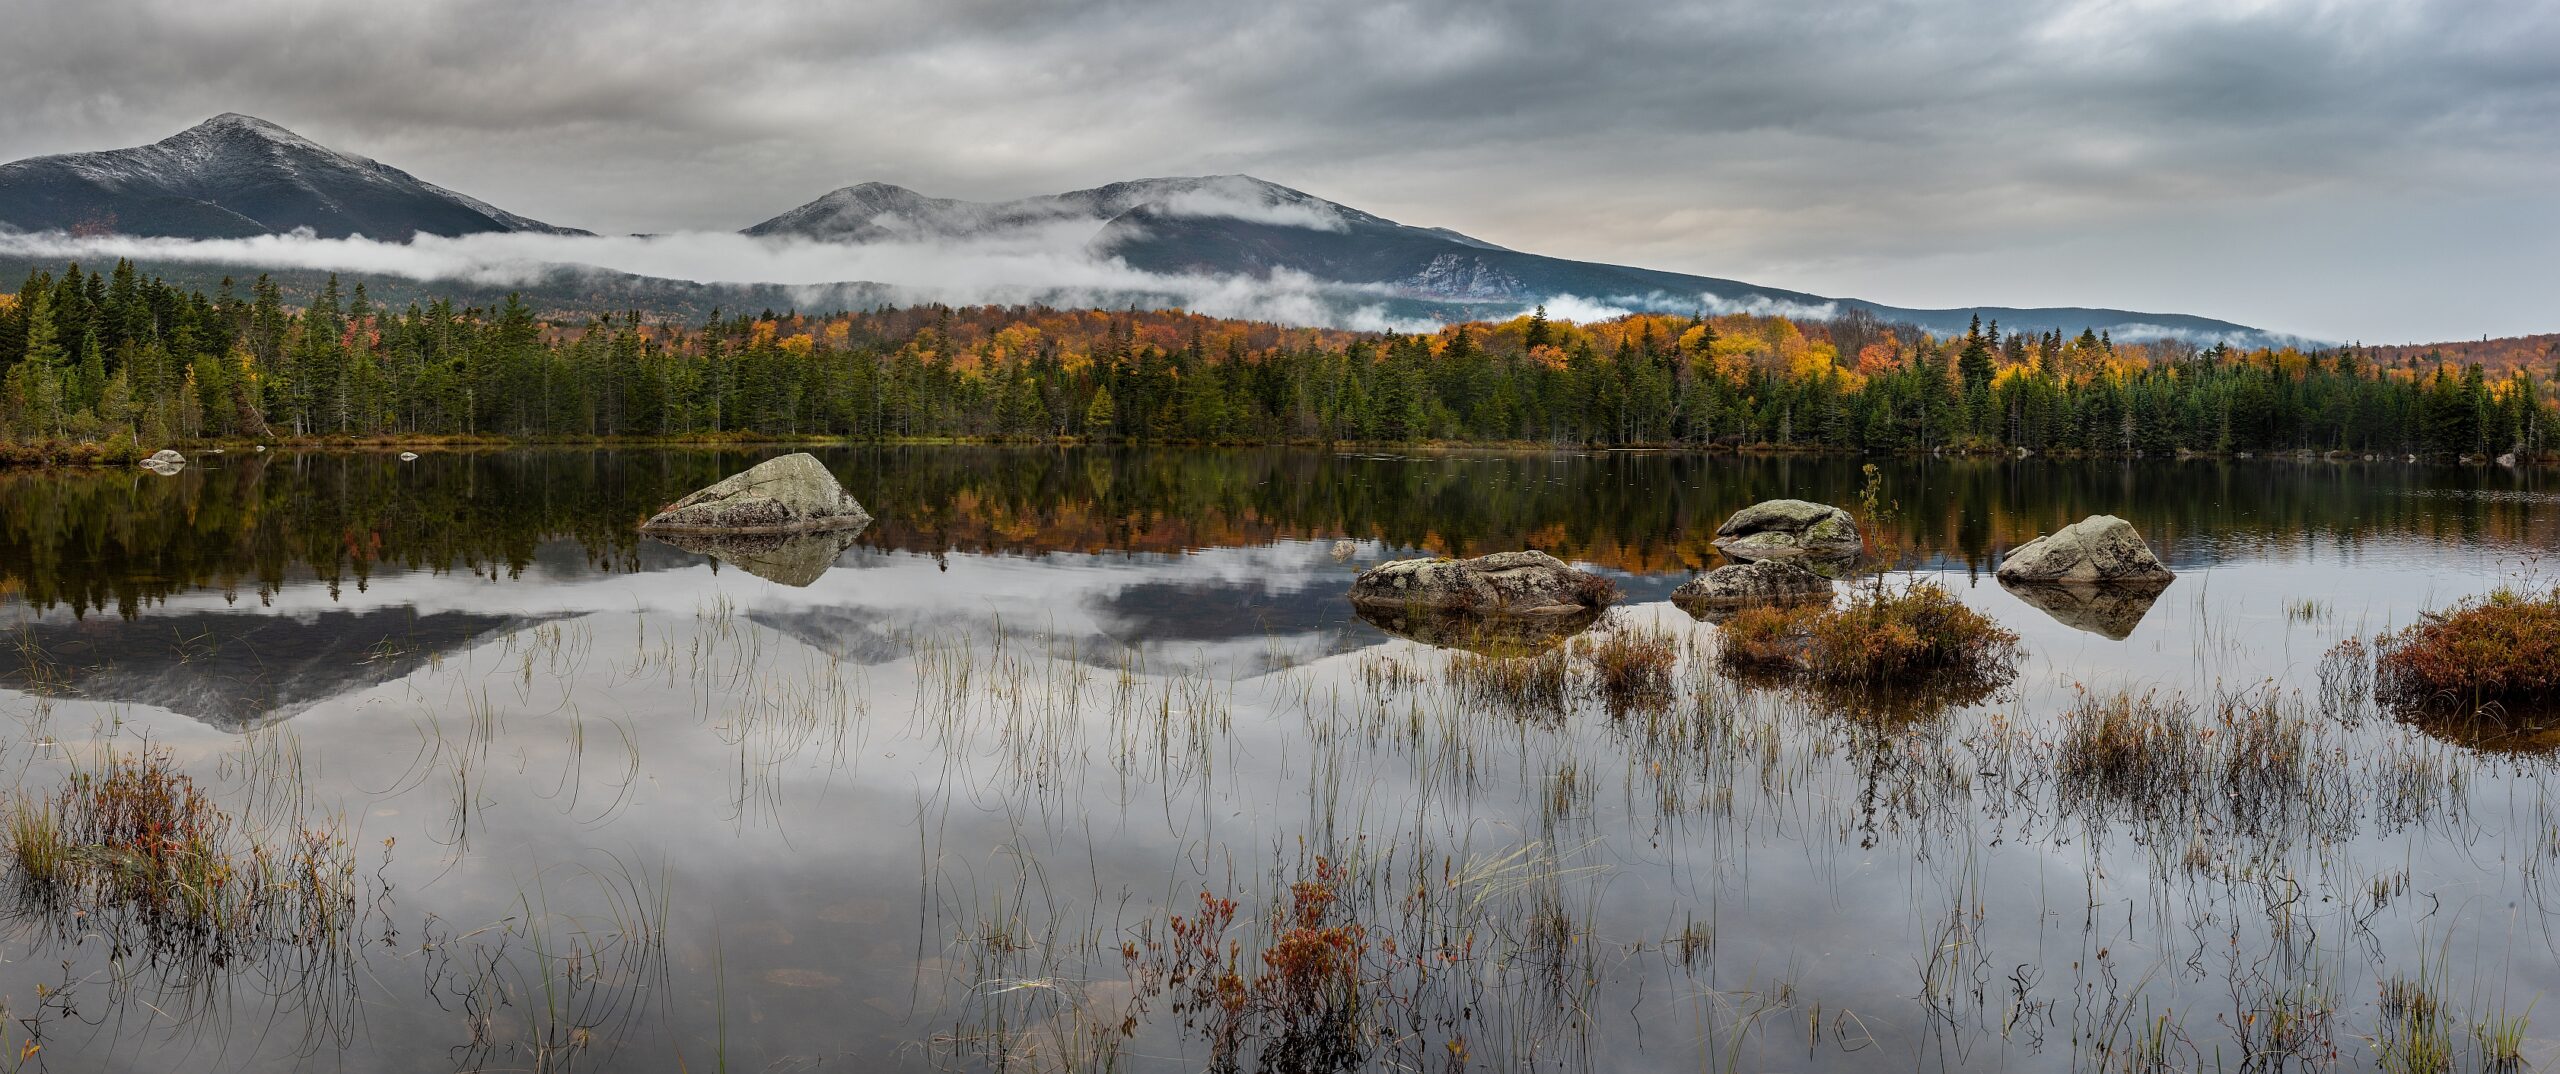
[2376,586,2560,714]
[1719,580,2020,687]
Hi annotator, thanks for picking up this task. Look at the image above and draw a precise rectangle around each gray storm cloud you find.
[0,0,2554,341]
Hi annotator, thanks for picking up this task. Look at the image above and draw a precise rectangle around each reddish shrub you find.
[2377,586,2560,713]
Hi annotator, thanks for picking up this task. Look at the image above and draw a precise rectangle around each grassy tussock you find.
[2055,691,2204,805]
[1573,622,1679,714]
[3,746,358,959]
[1447,648,1572,719]
[1717,582,2020,712]
[2377,586,2560,714]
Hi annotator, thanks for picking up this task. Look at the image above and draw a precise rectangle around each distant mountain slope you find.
[0,113,583,240]
[743,175,1432,244]
[748,175,2278,343]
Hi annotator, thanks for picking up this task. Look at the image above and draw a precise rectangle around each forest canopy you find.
[0,260,2550,461]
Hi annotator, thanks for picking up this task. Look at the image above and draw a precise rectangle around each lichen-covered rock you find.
[1330,539,1359,561]
[656,527,867,587]
[1348,550,1615,615]
[1995,515,2173,585]
[640,453,872,534]
[1712,499,1861,561]
[1999,578,2169,640]
[1673,560,1834,613]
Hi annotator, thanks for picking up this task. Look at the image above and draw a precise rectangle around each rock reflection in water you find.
[1353,603,1602,657]
[1999,578,2172,639]
[651,524,867,588]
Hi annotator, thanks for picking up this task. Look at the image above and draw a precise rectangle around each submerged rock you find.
[654,526,867,587]
[1995,515,2173,585]
[1711,499,1861,561]
[640,452,872,534]
[1999,578,2170,640]
[1354,603,1603,658]
[1348,550,1615,615]
[1672,560,1834,616]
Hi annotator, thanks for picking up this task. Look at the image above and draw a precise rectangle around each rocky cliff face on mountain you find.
[0,113,582,239]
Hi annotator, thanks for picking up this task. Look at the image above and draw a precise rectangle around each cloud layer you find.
[0,228,1458,332]
[0,0,2554,342]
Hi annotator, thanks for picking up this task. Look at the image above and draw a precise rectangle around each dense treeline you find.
[1,260,2551,460]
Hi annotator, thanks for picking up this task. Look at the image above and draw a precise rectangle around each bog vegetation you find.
[1717,581,2022,690]
[0,260,2553,459]
[2376,585,2560,714]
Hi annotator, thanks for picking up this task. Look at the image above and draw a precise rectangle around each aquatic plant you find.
[1573,621,1679,715]
[1716,580,2020,714]
[2376,585,2560,714]
[2375,971,2457,1074]
[3,745,359,962]
[1445,647,1572,721]
[2054,690,2204,807]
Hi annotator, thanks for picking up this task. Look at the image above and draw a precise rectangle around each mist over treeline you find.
[0,260,2550,461]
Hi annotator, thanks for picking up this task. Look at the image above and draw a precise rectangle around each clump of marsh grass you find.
[1717,580,2020,717]
[2054,691,2204,808]
[2375,970,2457,1074]
[1445,647,1572,721]
[2376,585,2560,716]
[2,745,359,964]
[2318,636,2374,723]
[2051,686,2374,847]
[2469,998,2533,1074]
[1574,622,1679,715]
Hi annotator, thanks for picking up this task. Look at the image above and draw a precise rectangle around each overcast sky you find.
[2,0,2554,343]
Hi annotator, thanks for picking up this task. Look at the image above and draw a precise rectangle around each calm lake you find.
[0,446,2554,1072]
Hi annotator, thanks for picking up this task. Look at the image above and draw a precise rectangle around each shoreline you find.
[2,433,2552,469]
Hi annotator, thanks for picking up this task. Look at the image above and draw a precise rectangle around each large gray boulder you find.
[1348,551,1615,615]
[1712,499,1861,561]
[139,449,186,476]
[1995,515,2173,585]
[1673,560,1835,612]
[640,453,872,534]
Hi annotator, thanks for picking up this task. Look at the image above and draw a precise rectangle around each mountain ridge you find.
[1,114,2289,343]
[0,113,584,239]
[745,175,2281,342]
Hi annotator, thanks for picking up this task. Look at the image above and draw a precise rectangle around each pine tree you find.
[1084,384,1116,438]
[5,287,66,435]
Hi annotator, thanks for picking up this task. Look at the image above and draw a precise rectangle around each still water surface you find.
[0,447,2553,1072]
